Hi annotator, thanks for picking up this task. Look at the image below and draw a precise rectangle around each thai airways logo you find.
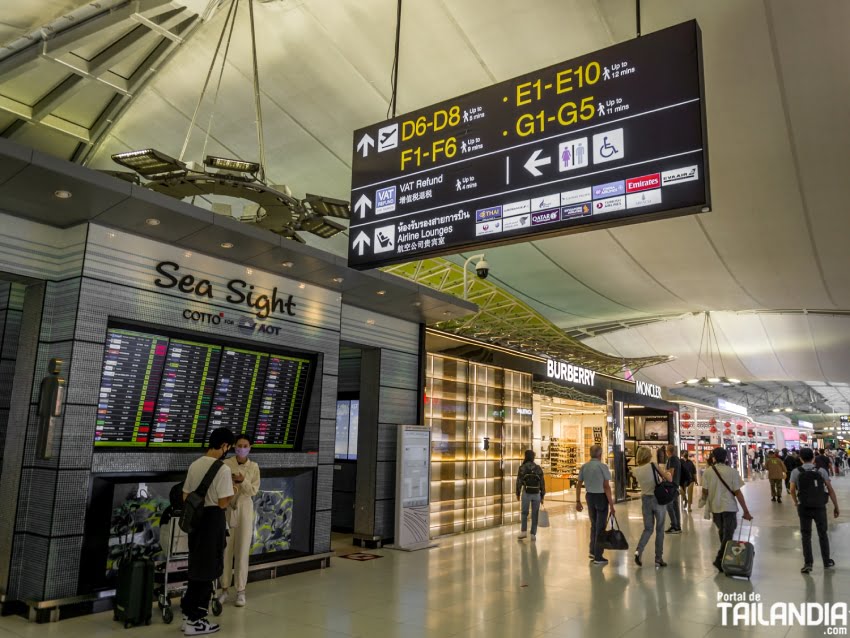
[475,206,502,223]
[375,186,396,214]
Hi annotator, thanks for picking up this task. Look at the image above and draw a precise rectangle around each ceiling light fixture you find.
[204,155,260,175]
[298,283,306,289]
[112,149,186,177]
[145,218,160,226]
[220,242,234,249]
[676,312,745,388]
[281,261,294,268]
[332,277,344,284]
[54,190,72,199]
[376,290,386,296]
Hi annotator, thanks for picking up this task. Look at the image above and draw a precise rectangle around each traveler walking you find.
[784,450,802,494]
[220,434,261,607]
[790,447,839,574]
[680,451,698,511]
[765,450,786,503]
[181,427,235,636]
[576,445,615,565]
[664,445,682,534]
[700,447,754,573]
[630,446,670,568]
[516,449,546,541]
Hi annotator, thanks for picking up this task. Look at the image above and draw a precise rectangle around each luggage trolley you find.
[155,518,223,624]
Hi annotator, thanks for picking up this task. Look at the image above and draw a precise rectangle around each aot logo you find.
[375,186,396,214]
[626,173,660,193]
[546,359,597,387]
[237,317,281,337]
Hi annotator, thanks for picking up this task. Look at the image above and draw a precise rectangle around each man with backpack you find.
[516,449,545,541]
[664,445,683,534]
[180,427,235,635]
[790,447,839,574]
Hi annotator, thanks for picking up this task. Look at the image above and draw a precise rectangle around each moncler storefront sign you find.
[546,359,596,387]
[635,380,663,399]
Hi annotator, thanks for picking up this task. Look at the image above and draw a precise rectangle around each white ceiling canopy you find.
[2,0,849,397]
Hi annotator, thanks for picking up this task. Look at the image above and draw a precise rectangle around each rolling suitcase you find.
[721,519,754,579]
[114,556,154,628]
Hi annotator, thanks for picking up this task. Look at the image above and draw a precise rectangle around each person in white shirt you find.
[181,427,235,636]
[700,447,753,573]
[220,434,261,607]
[630,446,672,568]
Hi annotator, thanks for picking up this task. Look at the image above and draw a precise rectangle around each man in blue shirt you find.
[790,447,839,574]
[576,445,615,566]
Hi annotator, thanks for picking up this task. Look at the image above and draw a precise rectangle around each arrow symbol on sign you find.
[352,231,371,256]
[354,193,372,219]
[357,133,375,158]
[523,149,551,177]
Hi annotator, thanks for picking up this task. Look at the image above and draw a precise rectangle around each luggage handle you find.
[736,517,753,543]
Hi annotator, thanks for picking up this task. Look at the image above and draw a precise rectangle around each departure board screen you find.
[94,326,316,449]
[150,339,222,447]
[209,348,268,436]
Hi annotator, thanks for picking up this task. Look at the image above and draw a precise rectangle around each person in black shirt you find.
[680,451,698,511]
[665,445,682,533]
[516,450,546,541]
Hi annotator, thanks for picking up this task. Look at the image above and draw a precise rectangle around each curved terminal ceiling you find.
[5,0,850,391]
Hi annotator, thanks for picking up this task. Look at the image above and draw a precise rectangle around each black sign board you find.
[348,20,709,269]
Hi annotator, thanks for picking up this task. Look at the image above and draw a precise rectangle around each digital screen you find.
[348,21,708,269]
[94,327,315,449]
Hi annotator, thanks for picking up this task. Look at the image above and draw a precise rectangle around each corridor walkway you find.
[0,477,847,638]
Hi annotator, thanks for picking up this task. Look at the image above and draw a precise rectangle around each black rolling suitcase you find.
[114,557,154,628]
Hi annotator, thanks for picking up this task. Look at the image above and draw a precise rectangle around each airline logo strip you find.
[348,21,709,268]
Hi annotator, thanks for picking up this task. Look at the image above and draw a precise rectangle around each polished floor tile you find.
[0,475,848,637]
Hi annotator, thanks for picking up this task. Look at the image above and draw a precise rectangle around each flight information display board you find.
[94,327,315,449]
[348,20,709,269]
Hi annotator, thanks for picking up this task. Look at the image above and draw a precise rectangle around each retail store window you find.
[335,399,359,460]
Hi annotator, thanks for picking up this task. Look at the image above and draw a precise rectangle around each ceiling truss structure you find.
[0,0,201,162]
[385,257,670,376]
[670,380,832,417]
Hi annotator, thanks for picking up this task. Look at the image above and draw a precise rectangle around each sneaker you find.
[184,618,220,636]
[655,559,668,568]
[665,528,676,534]
[518,532,527,540]
[778,498,782,503]
[235,591,246,607]
[771,497,776,502]
[672,528,682,534]
[801,564,813,574]
[181,615,188,631]
[825,560,836,569]
[530,534,536,542]
[593,558,609,566]
[588,553,595,560]
[634,551,642,567]
[217,591,229,605]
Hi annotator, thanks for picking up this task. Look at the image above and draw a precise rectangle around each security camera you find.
[475,258,490,279]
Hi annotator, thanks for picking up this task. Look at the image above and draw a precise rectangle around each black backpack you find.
[176,460,224,534]
[652,464,678,505]
[521,466,543,494]
[797,468,828,508]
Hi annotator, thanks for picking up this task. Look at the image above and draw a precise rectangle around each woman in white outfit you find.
[220,434,260,607]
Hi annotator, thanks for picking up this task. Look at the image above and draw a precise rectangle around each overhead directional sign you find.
[348,20,709,269]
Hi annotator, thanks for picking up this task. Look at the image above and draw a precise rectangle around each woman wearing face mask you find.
[219,434,260,607]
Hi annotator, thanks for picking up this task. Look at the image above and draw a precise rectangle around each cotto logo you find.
[626,173,661,193]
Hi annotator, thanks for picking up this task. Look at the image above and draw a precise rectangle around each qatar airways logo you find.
[626,173,661,193]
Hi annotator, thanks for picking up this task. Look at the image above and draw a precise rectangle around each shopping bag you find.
[599,514,629,550]
[538,507,550,528]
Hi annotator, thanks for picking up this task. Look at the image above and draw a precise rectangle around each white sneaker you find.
[184,617,220,636]
[235,591,246,607]
[518,532,527,539]
[531,534,536,542]
[217,591,229,605]
[181,615,188,631]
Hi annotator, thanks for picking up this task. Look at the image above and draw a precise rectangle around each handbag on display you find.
[651,464,678,506]
[599,514,629,550]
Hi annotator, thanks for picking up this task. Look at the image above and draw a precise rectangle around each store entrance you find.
[622,405,675,497]
[534,393,607,504]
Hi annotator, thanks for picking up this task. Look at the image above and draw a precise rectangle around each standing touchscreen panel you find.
[95,329,168,446]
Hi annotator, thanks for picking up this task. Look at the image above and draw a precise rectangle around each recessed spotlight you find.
[54,190,72,199]
[281,261,294,268]
[298,283,306,289]
[412,301,422,307]
[145,218,160,226]
[443,311,451,316]
[333,277,344,284]
[366,319,376,325]
[220,242,234,249]
[246,268,253,275]
[184,251,193,258]
[376,290,386,296]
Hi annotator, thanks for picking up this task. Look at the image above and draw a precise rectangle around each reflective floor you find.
[1,475,848,638]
